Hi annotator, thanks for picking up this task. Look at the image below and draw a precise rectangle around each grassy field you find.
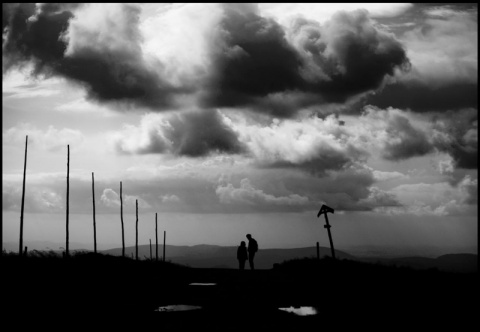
[2,251,477,327]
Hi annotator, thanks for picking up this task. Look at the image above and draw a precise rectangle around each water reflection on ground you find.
[188,283,217,286]
[155,305,202,312]
[278,306,318,316]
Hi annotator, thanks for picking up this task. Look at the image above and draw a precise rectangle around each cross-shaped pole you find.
[317,204,336,260]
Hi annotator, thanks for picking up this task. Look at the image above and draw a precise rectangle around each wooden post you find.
[316,241,320,260]
[66,145,70,258]
[135,199,138,261]
[317,204,336,260]
[163,231,166,262]
[92,172,97,254]
[24,246,28,257]
[324,213,336,260]
[19,135,28,257]
[155,213,158,262]
[120,181,125,257]
[150,239,152,260]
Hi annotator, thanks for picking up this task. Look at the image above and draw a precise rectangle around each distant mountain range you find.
[4,242,477,273]
[101,244,355,269]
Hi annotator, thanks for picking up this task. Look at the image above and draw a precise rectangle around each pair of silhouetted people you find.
[237,234,258,270]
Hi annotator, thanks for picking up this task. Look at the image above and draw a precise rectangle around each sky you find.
[2,3,478,255]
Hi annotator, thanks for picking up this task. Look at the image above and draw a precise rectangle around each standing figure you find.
[237,241,248,270]
[246,234,258,270]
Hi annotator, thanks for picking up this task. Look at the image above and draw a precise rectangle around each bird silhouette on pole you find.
[317,204,336,259]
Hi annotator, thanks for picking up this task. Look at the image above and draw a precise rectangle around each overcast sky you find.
[2,3,477,253]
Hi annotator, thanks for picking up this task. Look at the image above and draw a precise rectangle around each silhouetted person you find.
[246,234,258,270]
[237,241,248,270]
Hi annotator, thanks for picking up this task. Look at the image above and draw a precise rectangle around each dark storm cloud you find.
[202,3,304,115]
[262,145,365,177]
[115,109,245,157]
[431,108,478,169]
[2,3,186,109]
[381,111,434,161]
[364,106,477,169]
[291,11,410,101]
[365,81,478,113]
[165,109,246,157]
[203,6,410,117]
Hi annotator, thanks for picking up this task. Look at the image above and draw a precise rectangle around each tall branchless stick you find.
[163,231,166,262]
[92,172,97,254]
[19,135,28,257]
[135,199,138,261]
[120,181,125,257]
[317,204,335,260]
[155,213,158,262]
[150,239,152,260]
[66,144,70,257]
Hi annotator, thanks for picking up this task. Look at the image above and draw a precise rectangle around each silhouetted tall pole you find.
[155,213,158,262]
[135,199,138,261]
[19,135,28,257]
[317,204,335,260]
[163,231,166,262]
[324,213,335,259]
[120,181,125,257]
[316,242,320,260]
[66,145,70,258]
[150,239,152,260]
[92,172,97,254]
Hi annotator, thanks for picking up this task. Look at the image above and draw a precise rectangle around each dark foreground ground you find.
[2,252,478,328]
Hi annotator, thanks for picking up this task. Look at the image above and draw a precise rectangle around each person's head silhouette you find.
[240,241,246,247]
[246,234,252,240]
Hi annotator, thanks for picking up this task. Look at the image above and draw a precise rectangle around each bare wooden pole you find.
[155,213,158,262]
[316,241,320,260]
[92,172,97,254]
[150,239,152,260]
[163,230,166,262]
[120,181,125,257]
[66,144,70,258]
[317,205,336,260]
[19,135,28,257]
[324,213,336,259]
[135,199,138,261]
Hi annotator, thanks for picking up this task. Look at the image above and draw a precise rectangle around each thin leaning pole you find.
[66,144,70,258]
[120,181,125,257]
[163,230,166,262]
[92,172,97,254]
[19,135,28,257]
[317,204,335,260]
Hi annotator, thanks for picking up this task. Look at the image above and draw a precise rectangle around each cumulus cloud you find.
[203,6,410,116]
[430,108,478,169]
[351,106,477,169]
[382,175,478,216]
[112,109,245,157]
[367,5,477,112]
[357,186,402,209]
[2,3,190,109]
[3,123,85,152]
[361,107,434,161]
[225,111,368,175]
[3,182,63,213]
[216,178,310,207]
[100,188,150,209]
[160,194,180,203]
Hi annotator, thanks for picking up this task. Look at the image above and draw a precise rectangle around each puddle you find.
[189,283,217,286]
[155,305,202,312]
[278,306,318,316]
